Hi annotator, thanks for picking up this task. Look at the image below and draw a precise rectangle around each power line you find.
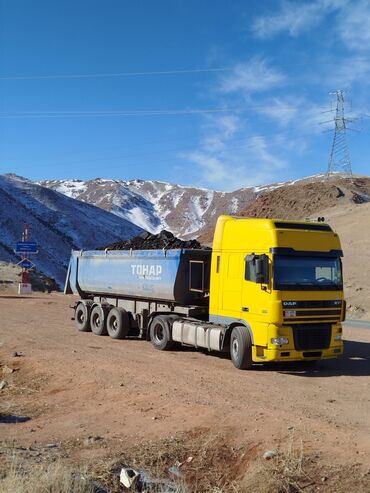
[0,108,242,118]
[0,102,331,119]
[2,57,370,81]
[0,67,231,81]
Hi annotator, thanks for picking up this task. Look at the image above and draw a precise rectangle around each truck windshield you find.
[273,255,343,291]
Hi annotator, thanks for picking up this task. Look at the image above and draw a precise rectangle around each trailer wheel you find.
[150,316,174,351]
[230,326,253,370]
[90,304,108,336]
[75,301,91,332]
[107,307,129,339]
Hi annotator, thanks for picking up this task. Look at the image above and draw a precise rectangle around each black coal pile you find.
[98,230,209,251]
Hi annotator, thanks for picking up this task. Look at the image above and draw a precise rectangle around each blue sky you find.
[1,0,370,191]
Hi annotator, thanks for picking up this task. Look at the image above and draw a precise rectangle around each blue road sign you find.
[15,241,38,254]
[18,259,34,269]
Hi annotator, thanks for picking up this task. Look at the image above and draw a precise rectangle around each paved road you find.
[344,319,370,330]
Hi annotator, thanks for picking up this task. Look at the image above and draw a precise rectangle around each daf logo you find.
[283,301,297,306]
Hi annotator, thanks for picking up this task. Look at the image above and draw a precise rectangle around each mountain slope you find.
[40,178,257,238]
[43,174,366,239]
[0,175,142,286]
[195,176,370,244]
[240,176,370,220]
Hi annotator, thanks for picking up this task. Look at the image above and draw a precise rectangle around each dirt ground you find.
[1,293,370,491]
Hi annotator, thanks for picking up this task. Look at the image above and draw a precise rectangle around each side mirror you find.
[255,258,264,283]
[256,255,269,284]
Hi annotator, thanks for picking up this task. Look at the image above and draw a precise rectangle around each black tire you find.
[74,302,91,332]
[107,307,130,339]
[150,316,174,350]
[90,304,108,336]
[230,326,253,370]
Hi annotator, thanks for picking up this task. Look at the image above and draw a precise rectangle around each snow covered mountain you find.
[40,176,329,239]
[0,174,142,286]
[40,178,260,238]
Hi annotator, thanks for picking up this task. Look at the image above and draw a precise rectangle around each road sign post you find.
[15,224,37,294]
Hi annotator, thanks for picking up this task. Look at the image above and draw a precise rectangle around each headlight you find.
[271,337,289,345]
[334,334,342,341]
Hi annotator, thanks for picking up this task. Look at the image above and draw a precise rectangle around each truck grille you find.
[293,324,332,351]
[282,300,342,323]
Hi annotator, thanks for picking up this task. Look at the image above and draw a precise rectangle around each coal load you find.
[98,230,210,251]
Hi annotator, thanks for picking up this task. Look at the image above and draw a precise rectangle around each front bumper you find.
[253,344,343,362]
[252,322,344,362]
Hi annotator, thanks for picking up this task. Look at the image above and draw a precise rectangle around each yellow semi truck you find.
[67,215,345,370]
[207,216,344,368]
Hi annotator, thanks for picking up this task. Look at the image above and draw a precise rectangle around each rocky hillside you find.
[0,174,142,286]
[196,176,370,244]
[40,178,261,238]
[240,176,370,220]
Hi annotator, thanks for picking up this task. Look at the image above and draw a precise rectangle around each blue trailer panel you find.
[65,248,211,306]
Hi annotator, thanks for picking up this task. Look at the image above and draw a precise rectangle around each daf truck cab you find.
[206,216,344,368]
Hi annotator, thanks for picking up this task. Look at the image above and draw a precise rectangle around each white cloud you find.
[251,0,370,52]
[219,58,286,95]
[247,136,286,170]
[185,146,287,191]
[180,59,292,189]
[255,97,299,126]
[336,1,370,50]
[252,2,322,38]
[201,115,240,152]
[183,114,288,190]
[251,0,345,38]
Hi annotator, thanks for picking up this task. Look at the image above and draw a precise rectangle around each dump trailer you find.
[65,216,345,370]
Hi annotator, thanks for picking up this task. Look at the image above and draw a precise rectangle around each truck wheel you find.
[230,326,253,370]
[90,304,108,336]
[107,307,129,339]
[75,301,91,332]
[150,316,174,351]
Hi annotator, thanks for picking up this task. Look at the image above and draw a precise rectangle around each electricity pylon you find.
[326,90,353,178]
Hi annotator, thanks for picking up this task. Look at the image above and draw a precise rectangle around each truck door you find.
[241,254,271,321]
[220,253,243,317]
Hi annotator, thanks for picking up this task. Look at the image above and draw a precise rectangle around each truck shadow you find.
[182,340,370,376]
[273,340,370,377]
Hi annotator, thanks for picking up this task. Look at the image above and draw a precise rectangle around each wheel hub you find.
[232,338,239,358]
[155,324,164,342]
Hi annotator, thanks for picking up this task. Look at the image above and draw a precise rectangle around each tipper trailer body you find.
[65,216,345,369]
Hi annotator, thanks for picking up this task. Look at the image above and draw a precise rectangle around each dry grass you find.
[93,429,249,493]
[238,435,311,493]
[1,431,367,493]
[0,457,94,493]
[90,430,316,493]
